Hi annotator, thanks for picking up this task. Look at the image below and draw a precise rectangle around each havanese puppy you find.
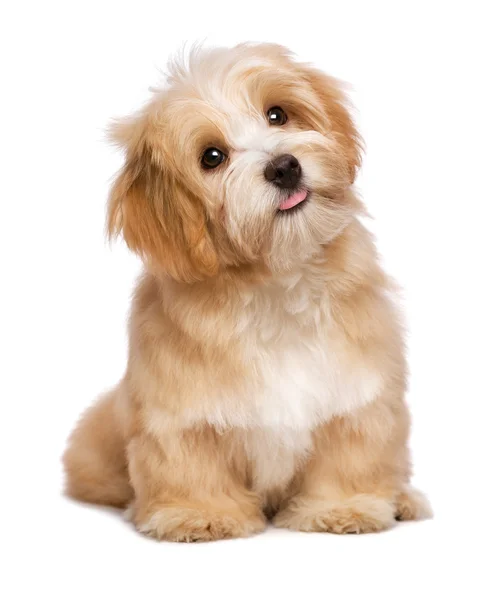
[63,43,431,542]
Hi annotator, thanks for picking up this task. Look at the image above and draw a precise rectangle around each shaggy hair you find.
[63,43,431,541]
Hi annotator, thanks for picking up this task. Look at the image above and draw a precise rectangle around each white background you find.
[1,1,494,598]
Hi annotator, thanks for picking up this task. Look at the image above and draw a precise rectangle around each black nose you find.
[264,154,301,189]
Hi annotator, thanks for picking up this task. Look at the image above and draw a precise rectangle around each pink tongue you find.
[279,190,308,211]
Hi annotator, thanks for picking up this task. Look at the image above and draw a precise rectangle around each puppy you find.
[63,43,431,541]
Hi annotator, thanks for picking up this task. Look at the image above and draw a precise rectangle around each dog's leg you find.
[63,389,133,507]
[274,391,432,534]
[127,425,266,542]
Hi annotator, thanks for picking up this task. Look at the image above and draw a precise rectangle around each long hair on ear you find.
[107,117,219,283]
[298,65,363,184]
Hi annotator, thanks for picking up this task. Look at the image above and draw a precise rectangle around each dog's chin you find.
[266,195,352,273]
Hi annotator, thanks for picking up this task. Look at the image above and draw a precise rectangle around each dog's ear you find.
[107,118,219,283]
[300,66,362,184]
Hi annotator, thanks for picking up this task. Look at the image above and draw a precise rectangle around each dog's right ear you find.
[106,116,219,283]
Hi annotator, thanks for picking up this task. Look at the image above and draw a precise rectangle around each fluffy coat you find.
[63,43,431,541]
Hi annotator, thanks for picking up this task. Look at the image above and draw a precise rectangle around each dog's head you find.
[108,43,362,281]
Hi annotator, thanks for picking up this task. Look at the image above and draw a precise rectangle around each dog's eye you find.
[201,147,225,169]
[267,106,288,126]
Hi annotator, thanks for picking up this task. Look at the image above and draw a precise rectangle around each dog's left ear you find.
[300,65,363,184]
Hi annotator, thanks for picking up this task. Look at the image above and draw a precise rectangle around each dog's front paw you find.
[273,494,396,534]
[135,504,266,542]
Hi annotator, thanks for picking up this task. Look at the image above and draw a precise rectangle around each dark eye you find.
[201,147,225,169]
[267,106,288,126]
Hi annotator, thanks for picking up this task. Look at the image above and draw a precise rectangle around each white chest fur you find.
[206,268,382,425]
